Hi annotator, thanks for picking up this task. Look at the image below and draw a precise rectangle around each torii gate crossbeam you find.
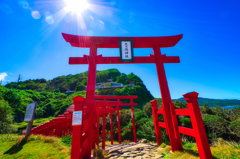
[62,33,184,158]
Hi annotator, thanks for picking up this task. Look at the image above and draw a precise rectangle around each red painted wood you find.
[158,122,166,128]
[110,112,113,145]
[84,46,97,159]
[183,92,213,159]
[131,98,137,142]
[71,96,84,159]
[69,55,180,65]
[115,103,138,106]
[150,100,162,145]
[153,46,183,152]
[95,95,138,99]
[102,98,107,149]
[178,126,195,137]
[62,33,183,48]
[96,103,100,147]
[169,103,182,140]
[175,109,190,116]
[117,99,121,144]
[157,109,163,114]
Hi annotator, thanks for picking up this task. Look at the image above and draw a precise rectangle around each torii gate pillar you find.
[153,46,183,151]
[84,46,97,158]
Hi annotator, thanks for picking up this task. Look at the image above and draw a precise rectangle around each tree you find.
[75,84,85,91]
[0,97,16,134]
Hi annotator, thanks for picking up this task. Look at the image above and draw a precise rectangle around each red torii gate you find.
[62,33,212,159]
[71,95,138,159]
[95,95,138,149]
[62,33,182,154]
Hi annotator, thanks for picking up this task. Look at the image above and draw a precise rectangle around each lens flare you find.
[31,11,41,19]
[46,16,54,24]
[18,1,29,9]
[64,0,89,15]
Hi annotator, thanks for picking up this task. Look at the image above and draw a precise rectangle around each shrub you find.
[202,114,229,139]
[61,136,72,146]
[229,117,240,138]
[75,84,85,91]
[0,99,17,134]
[200,105,214,114]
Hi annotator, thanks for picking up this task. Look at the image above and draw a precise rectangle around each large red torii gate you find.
[63,33,207,158]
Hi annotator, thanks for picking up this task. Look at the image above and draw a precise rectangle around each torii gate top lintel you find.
[62,33,183,48]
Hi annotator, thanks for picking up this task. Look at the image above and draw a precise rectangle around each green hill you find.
[1,69,153,122]
[175,97,240,107]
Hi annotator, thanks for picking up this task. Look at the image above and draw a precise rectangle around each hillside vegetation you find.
[1,69,153,122]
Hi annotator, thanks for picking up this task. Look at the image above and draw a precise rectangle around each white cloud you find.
[0,72,7,81]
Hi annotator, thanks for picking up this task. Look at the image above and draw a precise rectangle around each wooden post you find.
[71,96,84,159]
[117,99,121,144]
[130,98,137,142]
[183,92,213,159]
[96,105,100,147]
[85,46,97,158]
[150,100,162,145]
[153,46,183,152]
[102,98,107,149]
[110,111,114,144]
[24,102,37,139]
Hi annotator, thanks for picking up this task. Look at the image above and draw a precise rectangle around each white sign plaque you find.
[119,39,134,61]
[72,111,82,126]
[24,102,37,122]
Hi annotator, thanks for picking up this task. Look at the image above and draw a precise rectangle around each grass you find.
[157,138,240,159]
[13,117,54,134]
[0,134,70,159]
[99,140,119,147]
[1,134,239,159]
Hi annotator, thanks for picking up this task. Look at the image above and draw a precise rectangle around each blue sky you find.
[0,0,240,99]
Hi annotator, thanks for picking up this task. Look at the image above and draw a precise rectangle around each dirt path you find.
[105,142,164,159]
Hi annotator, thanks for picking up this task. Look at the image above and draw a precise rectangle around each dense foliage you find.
[0,85,86,122]
[4,69,153,112]
[0,95,16,134]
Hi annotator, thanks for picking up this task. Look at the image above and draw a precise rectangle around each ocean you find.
[220,106,240,109]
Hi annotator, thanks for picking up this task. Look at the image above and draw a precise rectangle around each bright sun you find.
[64,0,89,14]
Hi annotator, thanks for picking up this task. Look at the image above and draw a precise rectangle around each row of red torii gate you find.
[24,33,213,159]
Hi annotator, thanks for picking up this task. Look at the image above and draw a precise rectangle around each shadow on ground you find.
[184,149,217,159]
[4,138,27,155]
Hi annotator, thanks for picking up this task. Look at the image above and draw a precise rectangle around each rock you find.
[142,154,151,158]
[121,153,131,157]
[109,150,120,154]
[151,154,163,159]
[107,153,119,158]
[128,154,137,157]
[139,139,148,143]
